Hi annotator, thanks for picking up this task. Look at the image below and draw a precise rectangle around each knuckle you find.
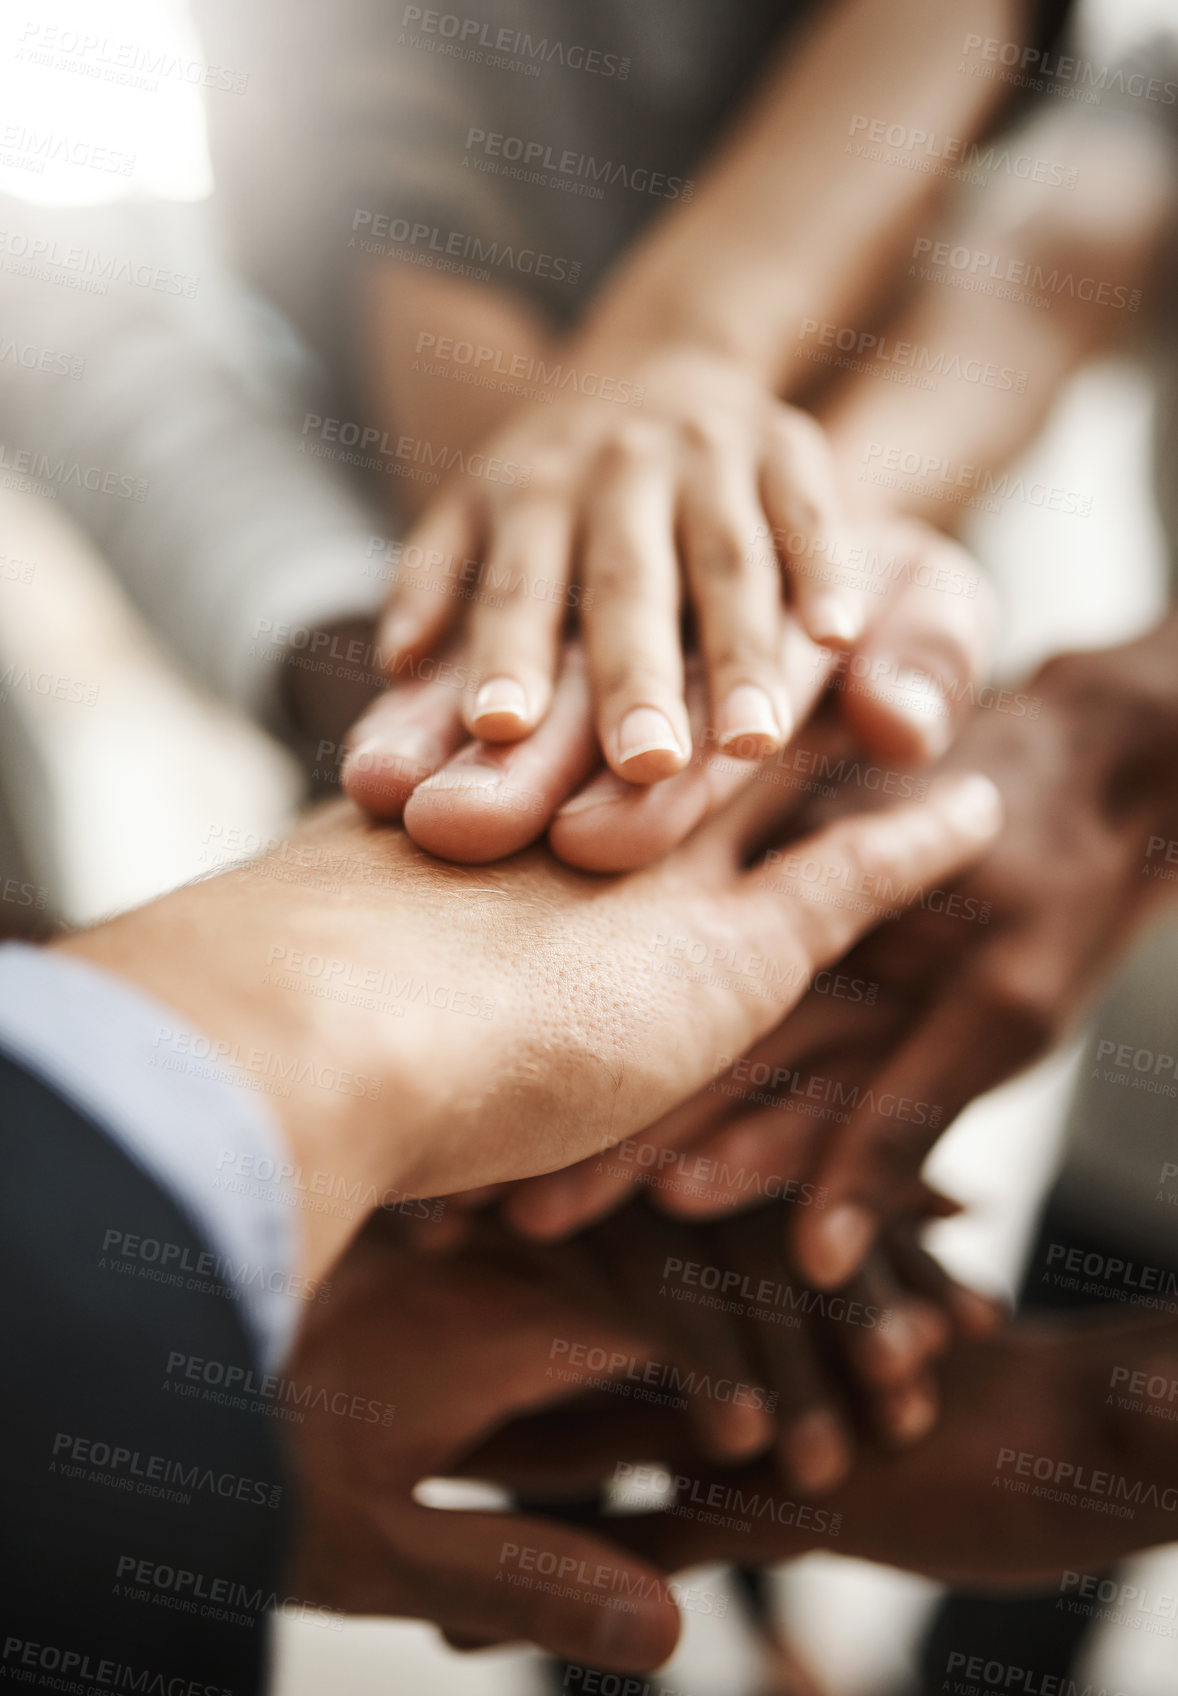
[772,405,827,459]
[597,656,678,704]
[597,418,665,470]
[773,492,827,542]
[979,975,1058,1057]
[586,551,643,600]
[680,414,727,457]
[689,525,756,583]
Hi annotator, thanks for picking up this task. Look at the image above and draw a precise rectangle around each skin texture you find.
[288,1204,996,1665]
[54,774,1002,1285]
[501,625,1178,1276]
[344,520,994,866]
[469,1312,1178,1592]
[339,0,1023,799]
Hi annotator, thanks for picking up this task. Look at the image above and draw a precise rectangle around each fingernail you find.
[950,1286,1003,1336]
[808,1203,874,1287]
[718,684,782,756]
[807,595,863,646]
[939,772,1003,838]
[591,1602,668,1671]
[873,1309,919,1367]
[380,614,419,654]
[416,764,503,795]
[888,1384,938,1445]
[615,707,683,768]
[344,725,440,779]
[714,1400,773,1462]
[890,668,951,754]
[786,1410,851,1495]
[555,774,627,819]
[472,675,530,734]
[504,1179,581,1240]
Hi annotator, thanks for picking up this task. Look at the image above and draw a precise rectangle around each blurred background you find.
[2,0,1177,1691]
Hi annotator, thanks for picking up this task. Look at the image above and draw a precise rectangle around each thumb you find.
[738,771,1004,997]
[405,1504,682,1671]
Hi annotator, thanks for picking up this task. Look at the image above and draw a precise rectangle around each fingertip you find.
[880,1376,939,1448]
[715,683,788,761]
[797,1202,876,1290]
[934,771,1004,842]
[802,593,866,650]
[500,1180,584,1242]
[611,706,690,784]
[713,1400,775,1463]
[468,675,543,742]
[781,1409,853,1496]
[342,726,441,818]
[588,1585,682,1674]
[403,763,545,863]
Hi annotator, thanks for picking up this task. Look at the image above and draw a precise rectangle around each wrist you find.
[568,307,770,389]
[1033,621,1178,835]
[278,616,383,794]
[53,857,438,1281]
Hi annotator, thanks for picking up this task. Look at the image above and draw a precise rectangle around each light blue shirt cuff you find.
[0,942,300,1371]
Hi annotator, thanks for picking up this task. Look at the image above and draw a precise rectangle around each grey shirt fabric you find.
[0,943,302,1372]
[0,196,385,725]
[195,0,815,386]
[195,0,1071,403]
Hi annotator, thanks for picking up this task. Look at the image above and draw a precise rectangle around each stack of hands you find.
[68,341,1178,1674]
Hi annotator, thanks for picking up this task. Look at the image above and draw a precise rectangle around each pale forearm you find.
[572,0,1026,389]
[355,263,556,519]
[819,113,1177,524]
